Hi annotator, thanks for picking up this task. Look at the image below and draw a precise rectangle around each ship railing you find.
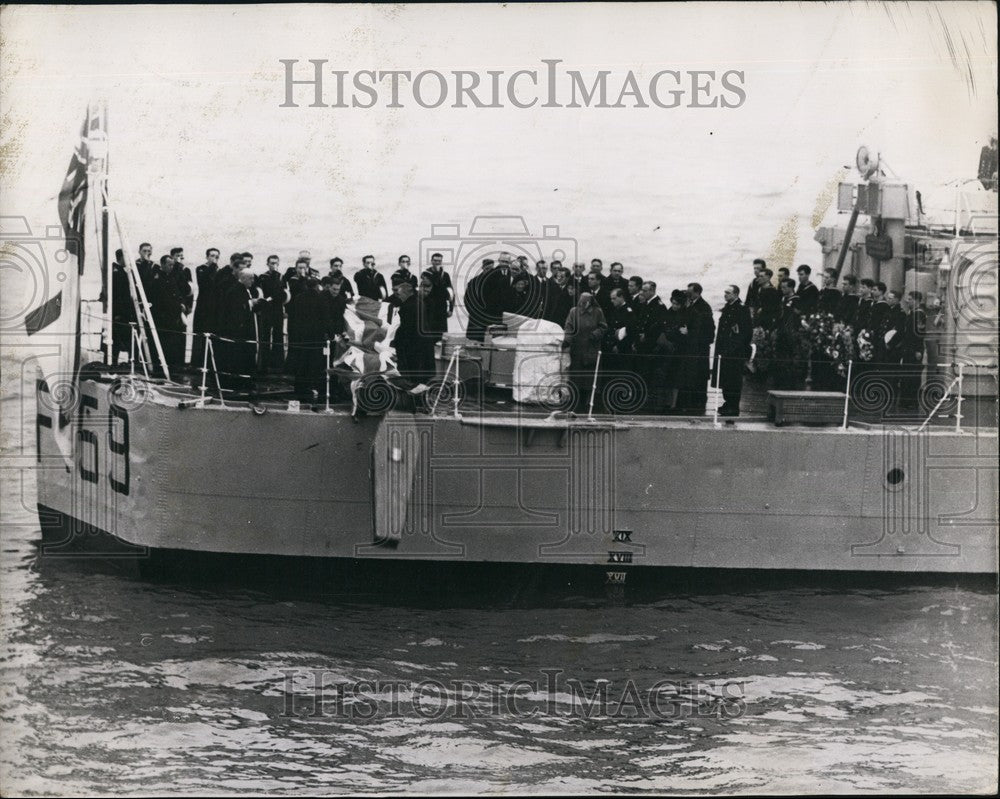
[950,178,999,236]
[82,317,990,431]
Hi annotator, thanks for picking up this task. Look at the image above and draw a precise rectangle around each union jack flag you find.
[28,105,106,466]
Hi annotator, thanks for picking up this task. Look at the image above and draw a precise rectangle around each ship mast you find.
[88,106,112,367]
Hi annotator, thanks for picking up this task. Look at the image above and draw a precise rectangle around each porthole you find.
[886,468,905,486]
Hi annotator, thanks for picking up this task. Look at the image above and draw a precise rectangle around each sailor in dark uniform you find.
[322,258,354,299]
[875,288,906,369]
[414,275,441,382]
[322,276,349,340]
[867,282,890,348]
[714,285,753,416]
[804,267,843,389]
[391,255,418,290]
[281,249,317,282]
[854,279,876,331]
[837,275,861,326]
[170,247,194,315]
[421,252,454,344]
[135,242,156,296]
[191,248,220,367]
[850,278,877,379]
[354,255,389,302]
[745,258,766,318]
[110,249,137,365]
[773,278,804,389]
[898,291,927,410]
[149,254,187,374]
[817,267,842,315]
[755,268,781,331]
[285,259,311,301]
[392,280,432,383]
[133,242,157,353]
[256,255,287,372]
[683,282,715,414]
[386,256,416,324]
[213,251,243,302]
[286,277,333,402]
[795,264,819,315]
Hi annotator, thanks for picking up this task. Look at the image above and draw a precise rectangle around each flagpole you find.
[91,182,110,365]
[102,183,111,366]
[103,181,112,365]
[84,103,112,367]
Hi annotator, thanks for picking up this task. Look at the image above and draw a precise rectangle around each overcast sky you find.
[1,2,996,287]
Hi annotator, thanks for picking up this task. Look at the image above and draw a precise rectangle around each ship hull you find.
[34,376,999,575]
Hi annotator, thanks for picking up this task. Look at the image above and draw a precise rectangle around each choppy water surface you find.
[1,385,997,795]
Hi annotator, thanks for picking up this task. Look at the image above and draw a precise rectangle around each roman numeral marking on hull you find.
[608,551,633,564]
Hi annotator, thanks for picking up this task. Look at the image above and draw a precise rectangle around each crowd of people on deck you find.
[741,260,937,412]
[107,243,935,414]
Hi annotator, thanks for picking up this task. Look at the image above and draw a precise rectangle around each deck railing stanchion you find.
[453,346,462,418]
[199,332,210,402]
[712,355,720,426]
[587,351,602,421]
[325,339,331,412]
[129,324,137,379]
[842,359,854,429]
[207,336,225,407]
[955,362,964,433]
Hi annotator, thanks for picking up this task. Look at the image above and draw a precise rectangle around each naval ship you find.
[25,111,999,591]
